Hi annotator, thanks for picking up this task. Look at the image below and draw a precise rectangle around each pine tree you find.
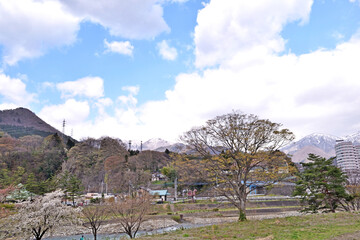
[293,154,350,213]
[67,175,84,206]
[25,173,38,200]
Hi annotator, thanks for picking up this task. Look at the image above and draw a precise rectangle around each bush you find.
[90,198,101,204]
[0,203,15,210]
[171,215,181,222]
[212,208,219,212]
[167,212,173,215]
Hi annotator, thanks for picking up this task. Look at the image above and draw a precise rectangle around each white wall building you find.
[335,140,360,174]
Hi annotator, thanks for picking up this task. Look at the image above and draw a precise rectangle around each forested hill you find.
[0,108,172,195]
[0,108,75,146]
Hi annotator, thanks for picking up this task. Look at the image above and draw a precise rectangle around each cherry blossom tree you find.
[5,190,80,240]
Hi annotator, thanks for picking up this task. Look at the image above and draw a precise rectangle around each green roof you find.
[149,190,169,196]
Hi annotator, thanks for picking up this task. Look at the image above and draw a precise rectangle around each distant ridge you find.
[0,108,76,145]
[281,132,360,163]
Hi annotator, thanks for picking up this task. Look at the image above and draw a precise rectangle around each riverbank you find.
[45,209,302,239]
[140,212,360,240]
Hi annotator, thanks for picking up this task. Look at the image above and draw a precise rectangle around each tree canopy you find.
[180,112,295,221]
[293,154,350,213]
[4,190,79,240]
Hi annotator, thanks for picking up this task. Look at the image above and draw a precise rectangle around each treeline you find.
[0,131,171,195]
[0,132,66,194]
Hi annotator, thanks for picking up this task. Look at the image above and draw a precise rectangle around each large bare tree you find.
[181,112,295,221]
[82,204,109,240]
[111,192,151,238]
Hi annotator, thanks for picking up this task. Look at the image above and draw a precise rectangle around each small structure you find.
[151,172,167,182]
[149,190,169,202]
[6,184,32,202]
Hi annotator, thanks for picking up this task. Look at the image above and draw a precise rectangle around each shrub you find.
[171,215,181,222]
[90,198,101,204]
[0,203,15,210]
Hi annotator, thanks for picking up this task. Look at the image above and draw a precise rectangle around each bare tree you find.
[5,190,79,240]
[339,171,360,211]
[81,204,109,240]
[111,192,151,238]
[181,112,295,221]
[0,185,14,203]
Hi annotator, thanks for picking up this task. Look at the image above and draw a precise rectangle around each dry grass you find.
[140,212,360,240]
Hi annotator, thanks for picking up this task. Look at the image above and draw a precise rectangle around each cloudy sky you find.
[1,0,360,142]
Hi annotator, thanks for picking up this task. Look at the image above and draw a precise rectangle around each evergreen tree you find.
[293,154,350,213]
[58,171,83,205]
[67,175,84,206]
[25,173,38,200]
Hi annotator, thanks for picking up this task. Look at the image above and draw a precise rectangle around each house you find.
[151,172,167,181]
[149,189,169,202]
[6,184,32,202]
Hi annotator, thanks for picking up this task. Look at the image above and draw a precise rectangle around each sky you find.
[1,0,360,142]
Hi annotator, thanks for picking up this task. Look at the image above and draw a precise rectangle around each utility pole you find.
[140,141,143,152]
[174,177,178,201]
[62,119,66,141]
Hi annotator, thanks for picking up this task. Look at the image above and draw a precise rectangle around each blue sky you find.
[1,0,360,142]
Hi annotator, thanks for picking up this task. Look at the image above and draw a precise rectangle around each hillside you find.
[0,108,76,147]
[62,137,171,193]
[0,108,59,135]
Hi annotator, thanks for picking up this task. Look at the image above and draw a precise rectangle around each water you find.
[45,222,211,240]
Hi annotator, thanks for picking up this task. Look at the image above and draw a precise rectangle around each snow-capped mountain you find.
[124,132,360,161]
[155,143,188,153]
[141,138,172,151]
[343,131,360,145]
[282,133,339,156]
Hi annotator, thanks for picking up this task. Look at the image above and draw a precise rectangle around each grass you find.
[151,205,298,216]
[139,212,360,239]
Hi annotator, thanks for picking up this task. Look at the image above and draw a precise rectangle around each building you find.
[335,140,360,174]
[149,190,169,202]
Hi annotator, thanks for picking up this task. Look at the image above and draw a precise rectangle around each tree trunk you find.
[92,228,97,240]
[238,198,247,221]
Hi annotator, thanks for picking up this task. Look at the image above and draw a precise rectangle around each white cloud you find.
[104,32,360,141]
[104,39,134,56]
[39,99,90,134]
[0,0,79,65]
[81,0,360,142]
[118,86,140,107]
[194,0,313,68]
[95,98,113,116]
[0,73,35,108]
[0,0,169,65]
[28,0,360,143]
[56,76,104,99]
[122,86,140,95]
[60,0,169,39]
[157,40,178,60]
[0,103,22,111]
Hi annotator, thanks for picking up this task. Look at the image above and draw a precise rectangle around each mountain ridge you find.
[0,108,76,146]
